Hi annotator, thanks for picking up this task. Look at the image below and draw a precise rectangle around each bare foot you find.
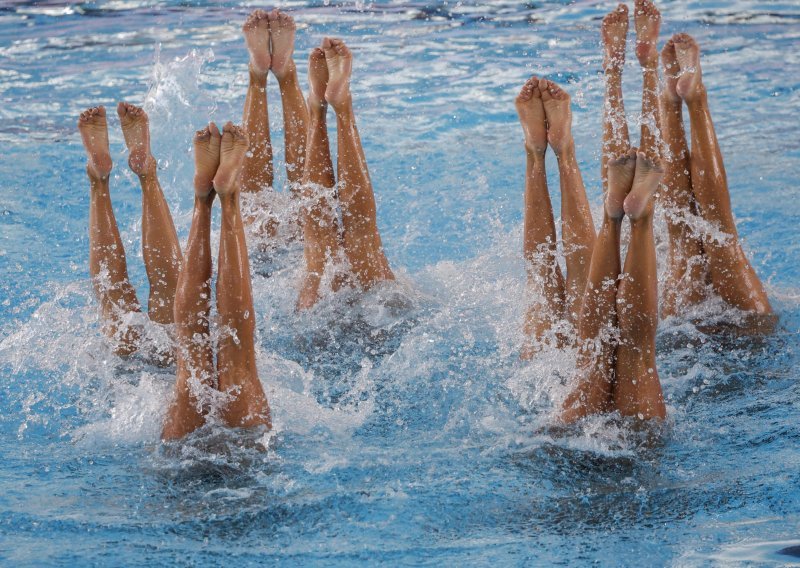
[539,79,574,157]
[213,122,249,196]
[634,0,661,68]
[660,38,681,105]
[624,151,664,219]
[672,33,704,103]
[321,37,352,111]
[605,148,638,219]
[243,9,270,76]
[268,9,296,81]
[307,47,329,112]
[78,106,112,180]
[193,122,221,199]
[117,102,154,176]
[602,4,629,72]
[515,76,547,157]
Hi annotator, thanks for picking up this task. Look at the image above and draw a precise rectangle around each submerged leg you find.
[515,76,565,357]
[540,79,596,323]
[162,124,220,441]
[323,37,394,288]
[601,4,631,192]
[673,34,772,319]
[78,106,141,357]
[118,102,182,325]
[658,38,707,317]
[297,48,343,310]
[614,153,666,419]
[214,123,271,430]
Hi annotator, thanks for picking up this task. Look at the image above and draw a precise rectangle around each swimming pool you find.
[1,0,799,565]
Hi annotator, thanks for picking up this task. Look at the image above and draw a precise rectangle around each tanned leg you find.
[674,34,772,318]
[658,38,707,317]
[516,76,565,358]
[323,37,395,288]
[601,4,631,192]
[540,79,596,323]
[560,150,636,423]
[161,124,220,441]
[214,123,271,430]
[78,106,141,357]
[117,102,182,325]
[297,48,343,311]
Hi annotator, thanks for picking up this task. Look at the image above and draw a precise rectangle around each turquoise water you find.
[1,1,800,565]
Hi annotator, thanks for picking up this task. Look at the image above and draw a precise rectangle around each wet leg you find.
[161,124,220,440]
[540,79,596,323]
[78,106,141,357]
[118,102,182,325]
[674,34,772,316]
[323,38,394,288]
[601,4,631,192]
[214,123,271,430]
[515,76,565,357]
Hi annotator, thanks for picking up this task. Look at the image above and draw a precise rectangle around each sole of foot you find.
[539,78,574,156]
[213,122,249,196]
[243,9,271,76]
[117,102,154,176]
[307,47,329,111]
[515,76,547,156]
[268,9,296,81]
[624,151,664,220]
[78,106,112,180]
[606,148,638,219]
[193,122,221,200]
[602,3,629,72]
[673,33,704,102]
[321,37,353,111]
[633,0,661,67]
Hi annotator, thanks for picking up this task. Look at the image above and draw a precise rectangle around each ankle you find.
[273,60,297,85]
[552,138,576,161]
[249,64,268,86]
[525,145,546,161]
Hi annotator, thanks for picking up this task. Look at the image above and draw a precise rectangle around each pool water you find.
[1,1,800,565]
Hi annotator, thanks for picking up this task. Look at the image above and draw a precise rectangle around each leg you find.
[658,39,707,317]
[674,34,772,316]
[515,76,565,358]
[634,0,662,159]
[297,48,344,311]
[614,153,666,419]
[601,4,631,192]
[323,38,395,288]
[560,151,636,423]
[162,125,220,441]
[540,79,596,322]
[118,102,182,325]
[78,106,141,357]
[213,123,271,430]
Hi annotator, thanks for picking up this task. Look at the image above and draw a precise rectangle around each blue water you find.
[1,1,800,565]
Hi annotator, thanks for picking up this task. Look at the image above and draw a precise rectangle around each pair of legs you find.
[560,0,666,422]
[658,34,773,322]
[162,123,271,440]
[296,38,394,310]
[78,104,182,360]
[515,78,595,357]
[241,9,308,238]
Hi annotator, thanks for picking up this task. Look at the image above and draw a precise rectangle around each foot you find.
[243,9,271,76]
[634,0,661,68]
[539,79,574,157]
[660,38,681,105]
[322,37,353,111]
[602,4,629,72]
[624,151,664,219]
[672,33,704,102]
[605,148,638,219]
[193,122,221,199]
[78,106,112,180]
[213,122,249,196]
[117,102,155,176]
[307,47,329,112]
[268,9,296,81]
[515,76,547,157]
